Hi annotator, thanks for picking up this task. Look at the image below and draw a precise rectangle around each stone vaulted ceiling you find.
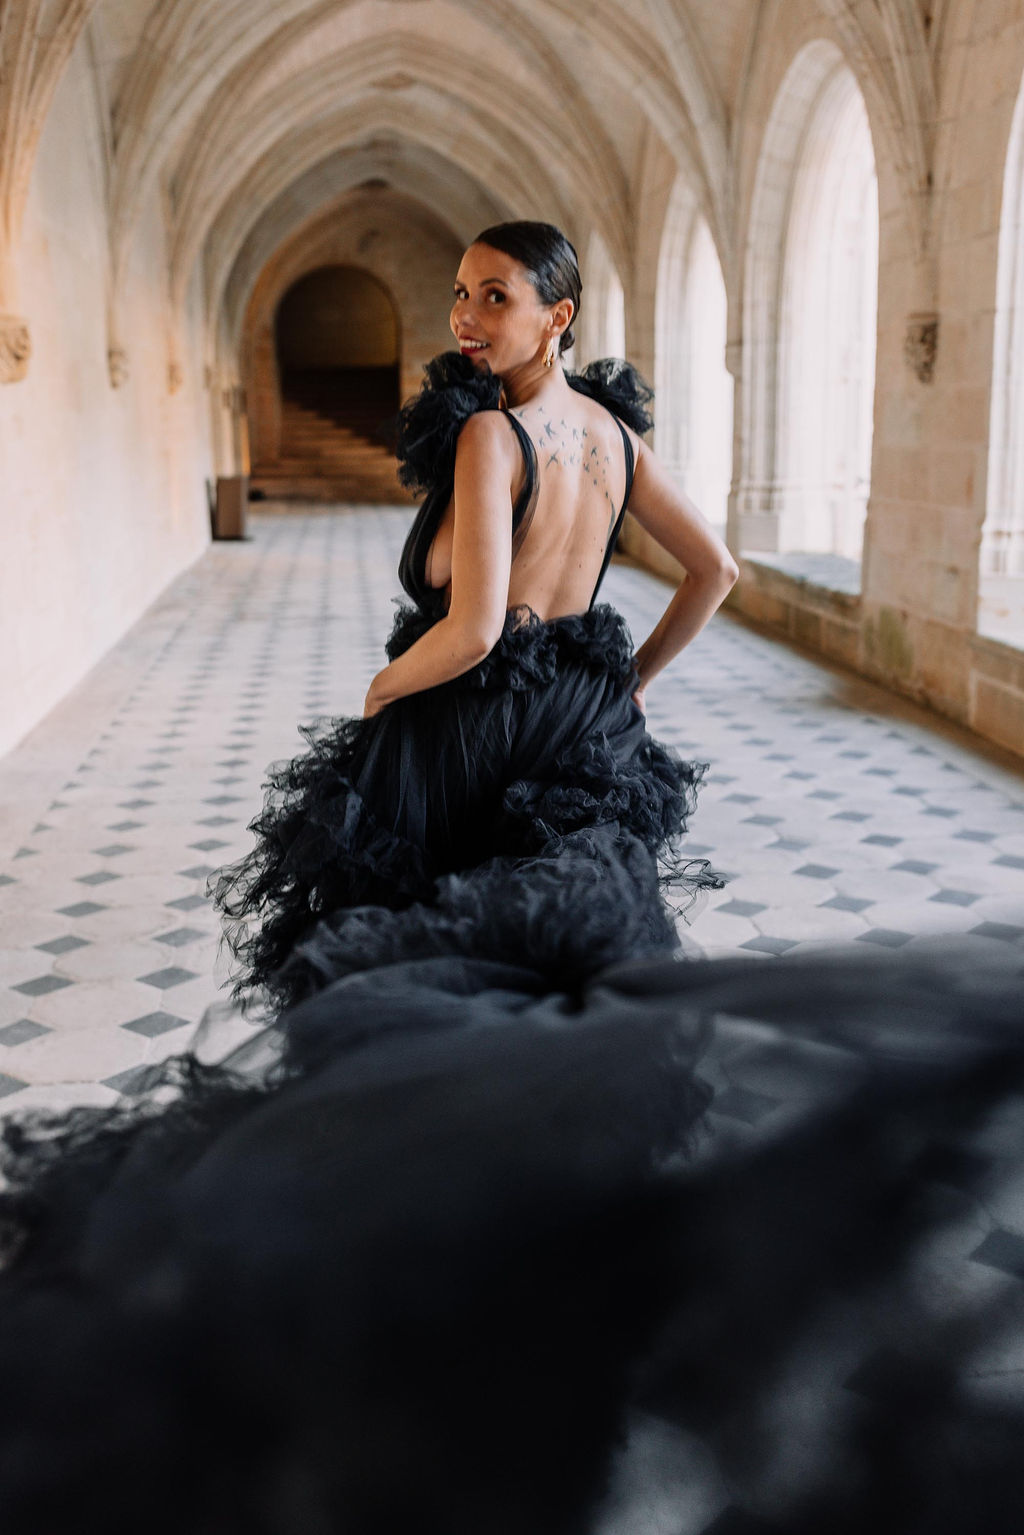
[0,0,952,365]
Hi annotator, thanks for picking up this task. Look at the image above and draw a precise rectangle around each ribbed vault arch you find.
[813,0,936,268]
[2,0,736,379]
[0,0,962,394]
[104,0,727,315]
[0,0,102,308]
[163,35,626,318]
[219,144,508,357]
[109,2,630,288]
[182,94,573,366]
[641,0,734,265]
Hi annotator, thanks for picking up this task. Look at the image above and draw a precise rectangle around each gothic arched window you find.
[741,42,878,582]
[655,183,732,534]
[979,70,1024,647]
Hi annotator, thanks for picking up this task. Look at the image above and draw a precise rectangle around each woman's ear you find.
[551,298,575,339]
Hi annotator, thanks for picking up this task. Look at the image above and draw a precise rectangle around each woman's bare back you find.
[424,392,635,622]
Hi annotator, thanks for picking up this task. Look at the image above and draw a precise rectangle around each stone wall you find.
[0,40,213,759]
[619,0,1024,765]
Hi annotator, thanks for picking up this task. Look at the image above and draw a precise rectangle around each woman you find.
[365,223,737,720]
[213,220,737,1013]
[1,223,1024,1535]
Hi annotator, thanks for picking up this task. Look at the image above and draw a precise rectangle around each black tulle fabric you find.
[212,351,708,1012]
[2,355,1024,1532]
[213,601,719,1011]
[2,942,1024,1534]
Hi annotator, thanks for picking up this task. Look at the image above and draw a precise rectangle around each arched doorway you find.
[267,265,403,499]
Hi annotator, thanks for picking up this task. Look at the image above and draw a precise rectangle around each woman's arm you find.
[363,412,518,716]
[624,433,739,698]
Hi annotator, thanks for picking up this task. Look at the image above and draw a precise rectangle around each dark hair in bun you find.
[471,220,582,355]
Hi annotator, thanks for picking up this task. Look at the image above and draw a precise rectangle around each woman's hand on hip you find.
[363,674,389,718]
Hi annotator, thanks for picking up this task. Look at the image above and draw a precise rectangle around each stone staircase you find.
[251,368,415,504]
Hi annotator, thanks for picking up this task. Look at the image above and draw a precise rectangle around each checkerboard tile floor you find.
[1,506,1023,1121]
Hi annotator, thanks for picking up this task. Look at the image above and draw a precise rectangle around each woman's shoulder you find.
[452,407,523,466]
[454,405,515,436]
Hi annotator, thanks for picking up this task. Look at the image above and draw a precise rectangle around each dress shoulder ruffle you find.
[565,357,655,433]
[394,350,655,500]
[395,352,504,495]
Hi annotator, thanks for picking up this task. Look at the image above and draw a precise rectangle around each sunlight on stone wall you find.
[779,74,877,563]
[579,232,625,365]
[737,43,877,573]
[0,42,212,758]
[980,67,1024,648]
[655,203,732,535]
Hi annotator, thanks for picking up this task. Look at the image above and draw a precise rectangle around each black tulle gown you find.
[2,355,1024,1535]
[212,354,722,1013]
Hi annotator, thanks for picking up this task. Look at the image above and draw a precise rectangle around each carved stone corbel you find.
[108,346,129,389]
[220,384,246,413]
[904,312,938,383]
[0,313,31,382]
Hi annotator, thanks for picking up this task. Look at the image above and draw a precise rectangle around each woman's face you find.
[449,243,562,374]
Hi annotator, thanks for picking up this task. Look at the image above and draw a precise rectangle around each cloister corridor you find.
[6,0,1024,1523]
[2,505,1023,1121]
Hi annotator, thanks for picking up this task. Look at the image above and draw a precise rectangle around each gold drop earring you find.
[543,337,557,368]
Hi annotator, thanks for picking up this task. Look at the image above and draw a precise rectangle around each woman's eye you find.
[486,291,505,304]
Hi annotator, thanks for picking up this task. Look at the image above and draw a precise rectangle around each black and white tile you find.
[1,507,1023,1120]
[612,565,1024,963]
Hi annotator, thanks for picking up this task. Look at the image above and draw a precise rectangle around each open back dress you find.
[210,351,723,1011]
